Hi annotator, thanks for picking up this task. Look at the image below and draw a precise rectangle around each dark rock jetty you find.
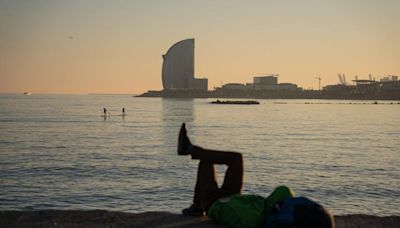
[211,100,260,105]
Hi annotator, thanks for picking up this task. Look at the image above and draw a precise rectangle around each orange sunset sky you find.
[1,0,399,94]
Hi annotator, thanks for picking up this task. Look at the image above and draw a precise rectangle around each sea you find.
[0,94,399,216]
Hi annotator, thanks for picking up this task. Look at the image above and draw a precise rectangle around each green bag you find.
[207,186,295,228]
[208,194,266,228]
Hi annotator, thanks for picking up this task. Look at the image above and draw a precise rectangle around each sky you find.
[1,0,399,94]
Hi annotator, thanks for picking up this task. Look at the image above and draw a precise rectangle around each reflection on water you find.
[162,98,195,123]
[161,98,194,154]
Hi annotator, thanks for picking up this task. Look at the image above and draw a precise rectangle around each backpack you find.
[264,196,325,228]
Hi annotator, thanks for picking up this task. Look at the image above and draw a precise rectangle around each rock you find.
[0,210,399,228]
[334,214,400,228]
[0,211,221,228]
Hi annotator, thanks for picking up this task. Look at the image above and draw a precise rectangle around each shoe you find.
[178,123,192,155]
[182,205,204,216]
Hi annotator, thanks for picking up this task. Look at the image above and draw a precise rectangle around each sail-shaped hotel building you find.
[162,39,208,90]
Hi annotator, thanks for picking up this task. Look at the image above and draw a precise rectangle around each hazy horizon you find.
[1,0,399,94]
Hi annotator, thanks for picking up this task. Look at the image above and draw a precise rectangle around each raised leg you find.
[179,123,243,215]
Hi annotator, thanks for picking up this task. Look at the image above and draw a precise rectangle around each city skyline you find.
[1,0,399,94]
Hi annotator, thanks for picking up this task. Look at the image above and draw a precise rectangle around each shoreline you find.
[136,89,400,101]
[1,210,399,228]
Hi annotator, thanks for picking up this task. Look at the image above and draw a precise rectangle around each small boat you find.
[23,92,32,95]
[211,100,260,105]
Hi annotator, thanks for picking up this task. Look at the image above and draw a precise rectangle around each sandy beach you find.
[1,210,399,228]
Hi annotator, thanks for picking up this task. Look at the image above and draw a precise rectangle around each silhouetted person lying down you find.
[177,123,335,228]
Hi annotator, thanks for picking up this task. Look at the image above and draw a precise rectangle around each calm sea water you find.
[0,94,399,216]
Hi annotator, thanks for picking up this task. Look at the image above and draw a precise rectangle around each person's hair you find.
[293,204,335,228]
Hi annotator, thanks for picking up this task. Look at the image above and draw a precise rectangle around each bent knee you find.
[231,152,243,165]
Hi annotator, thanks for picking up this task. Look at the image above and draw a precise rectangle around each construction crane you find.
[338,73,348,85]
[343,74,347,84]
[315,76,322,91]
[338,74,344,84]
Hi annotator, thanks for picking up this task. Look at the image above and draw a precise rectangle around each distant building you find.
[161,38,208,90]
[252,74,298,91]
[378,75,400,93]
[253,75,278,85]
[323,84,354,93]
[222,83,247,90]
[189,77,208,90]
[381,75,398,82]
[277,83,298,91]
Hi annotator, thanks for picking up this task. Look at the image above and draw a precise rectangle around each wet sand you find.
[1,210,399,228]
